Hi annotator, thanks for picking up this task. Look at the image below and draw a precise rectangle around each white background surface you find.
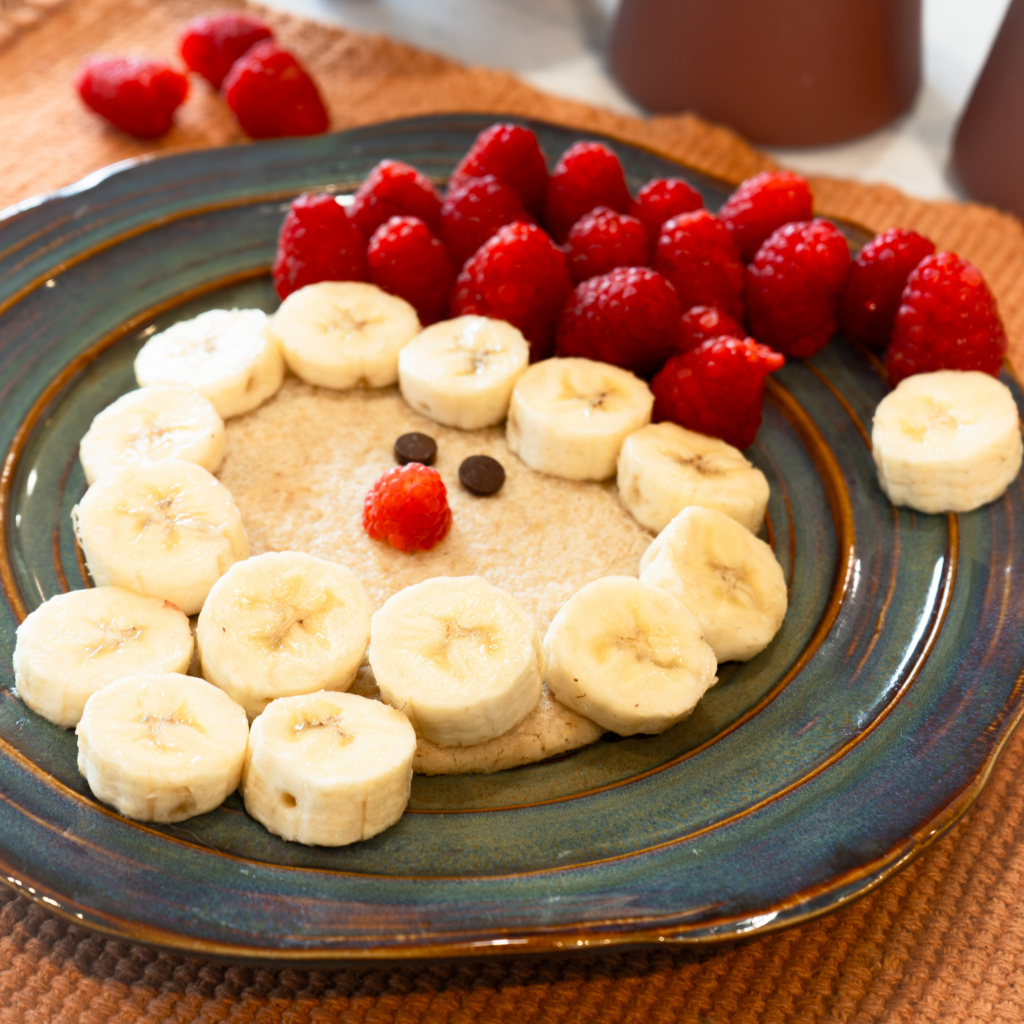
[261,0,1013,201]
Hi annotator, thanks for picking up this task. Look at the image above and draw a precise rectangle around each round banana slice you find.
[79,384,226,485]
[640,506,787,663]
[506,357,653,481]
[872,369,1023,513]
[398,315,530,430]
[76,672,248,823]
[543,576,717,735]
[72,460,249,616]
[617,422,770,534]
[134,308,284,419]
[197,551,373,721]
[369,575,542,747]
[267,281,421,390]
[14,587,193,729]
[241,690,416,846]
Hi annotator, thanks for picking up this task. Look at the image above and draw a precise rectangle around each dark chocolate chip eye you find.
[459,455,505,496]
[394,432,437,466]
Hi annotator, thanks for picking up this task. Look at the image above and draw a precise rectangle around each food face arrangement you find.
[13,122,1020,850]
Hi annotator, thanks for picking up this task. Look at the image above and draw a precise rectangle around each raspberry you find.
[629,178,703,240]
[543,141,632,243]
[565,207,650,284]
[718,171,814,263]
[349,160,443,240]
[362,463,452,554]
[838,228,936,347]
[449,123,549,216]
[272,192,367,300]
[653,210,746,321]
[222,41,328,139]
[745,219,851,358]
[676,305,746,354]
[887,252,1007,387]
[652,337,785,449]
[367,216,455,325]
[178,12,273,89]
[555,267,681,377]
[451,222,572,361]
[440,175,533,267]
[74,56,189,138]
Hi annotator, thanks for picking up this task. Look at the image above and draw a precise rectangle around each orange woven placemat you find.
[3,2,1024,1021]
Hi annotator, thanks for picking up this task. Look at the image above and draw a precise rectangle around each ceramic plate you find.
[1,115,1022,964]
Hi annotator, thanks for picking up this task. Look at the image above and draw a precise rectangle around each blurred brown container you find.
[609,0,922,146]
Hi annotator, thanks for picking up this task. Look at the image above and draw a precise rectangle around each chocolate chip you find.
[394,432,437,466]
[459,455,505,496]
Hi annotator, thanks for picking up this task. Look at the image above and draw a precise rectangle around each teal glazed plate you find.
[1,115,1023,964]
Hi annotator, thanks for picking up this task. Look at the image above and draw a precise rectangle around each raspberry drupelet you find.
[348,161,443,240]
[178,12,274,89]
[363,463,452,554]
[449,123,550,217]
[565,207,650,283]
[543,142,632,243]
[440,175,534,268]
[74,56,189,138]
[718,170,814,263]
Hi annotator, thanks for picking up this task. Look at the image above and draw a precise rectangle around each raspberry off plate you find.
[1,116,1023,962]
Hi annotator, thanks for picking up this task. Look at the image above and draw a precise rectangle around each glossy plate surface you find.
[0,115,1022,962]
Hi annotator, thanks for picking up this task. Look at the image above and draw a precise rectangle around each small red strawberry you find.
[74,56,189,138]
[449,123,549,216]
[440,175,533,267]
[178,12,273,89]
[543,141,632,243]
[676,306,746,354]
[718,170,814,263]
[565,206,650,283]
[349,160,443,240]
[363,463,452,554]
[629,178,703,241]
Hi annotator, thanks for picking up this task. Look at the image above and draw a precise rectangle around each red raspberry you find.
[440,175,533,267]
[555,267,681,377]
[349,160,443,240]
[74,56,189,138]
[272,192,367,300]
[543,141,632,243]
[565,207,650,284]
[653,210,746,321]
[367,216,455,326]
[745,219,851,359]
[451,222,572,361]
[223,41,328,138]
[629,178,703,240]
[178,12,273,89]
[718,171,814,263]
[887,252,1007,387]
[676,306,746,354]
[838,228,936,347]
[652,337,785,450]
[449,123,549,217]
[362,463,452,554]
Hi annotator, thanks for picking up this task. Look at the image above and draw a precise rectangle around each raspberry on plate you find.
[178,12,274,89]
[272,192,367,300]
[367,216,455,326]
[653,210,746,321]
[74,56,189,138]
[745,219,851,358]
[718,171,814,263]
[222,41,328,138]
[349,160,443,240]
[676,306,746,354]
[450,221,572,361]
[363,463,452,554]
[887,252,1007,387]
[838,227,936,347]
[565,206,650,283]
[543,141,632,243]
[556,267,681,377]
[449,123,550,217]
[651,337,785,450]
[440,175,533,268]
[629,178,703,240]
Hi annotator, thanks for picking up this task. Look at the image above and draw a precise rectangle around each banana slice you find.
[543,576,717,735]
[241,690,416,846]
[76,671,248,823]
[397,315,530,429]
[640,506,787,663]
[13,587,193,729]
[369,576,542,747]
[72,460,249,616]
[267,281,421,390]
[79,384,226,485]
[196,551,373,721]
[617,422,770,534]
[506,357,653,481]
[872,369,1023,513]
[134,308,284,419]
